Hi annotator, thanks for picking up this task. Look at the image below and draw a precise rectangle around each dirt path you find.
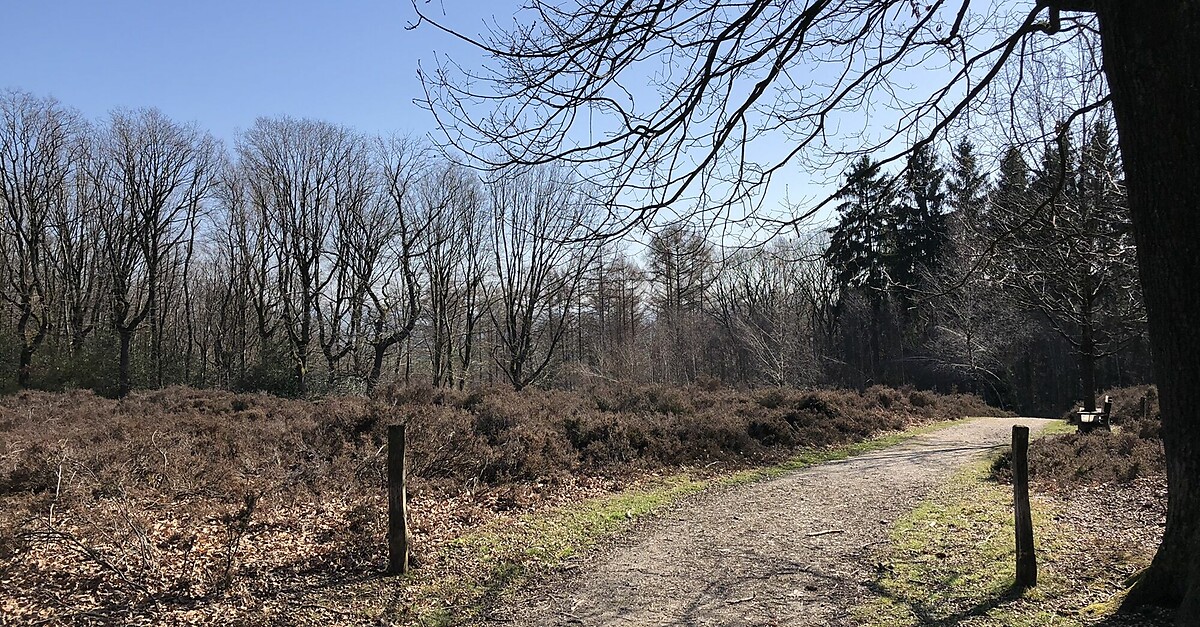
[486,417,1055,626]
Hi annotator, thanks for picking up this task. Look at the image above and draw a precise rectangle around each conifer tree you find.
[826,156,896,295]
[946,138,989,228]
[998,123,1143,412]
[826,155,897,382]
[893,143,948,294]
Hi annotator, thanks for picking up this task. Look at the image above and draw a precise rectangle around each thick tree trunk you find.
[869,297,883,384]
[294,359,307,396]
[368,339,396,395]
[15,306,44,389]
[1099,2,1200,620]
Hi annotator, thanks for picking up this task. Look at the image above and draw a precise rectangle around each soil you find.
[483,417,1055,626]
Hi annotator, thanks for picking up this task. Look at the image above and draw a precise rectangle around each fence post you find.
[1012,425,1037,588]
[387,423,409,575]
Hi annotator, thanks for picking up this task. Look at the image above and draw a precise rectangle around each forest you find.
[0,89,1148,414]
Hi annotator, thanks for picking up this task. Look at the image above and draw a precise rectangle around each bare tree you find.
[994,120,1144,412]
[646,224,713,383]
[220,163,280,382]
[52,148,105,358]
[488,166,597,390]
[355,135,427,393]
[419,163,487,388]
[239,117,363,395]
[315,136,374,388]
[0,90,82,387]
[587,251,646,380]
[88,109,217,398]
[712,241,825,387]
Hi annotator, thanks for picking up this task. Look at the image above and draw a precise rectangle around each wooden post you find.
[387,424,409,575]
[1012,425,1037,588]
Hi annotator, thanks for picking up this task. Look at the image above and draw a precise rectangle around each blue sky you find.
[1,0,491,142]
[0,0,840,231]
[2,0,1028,235]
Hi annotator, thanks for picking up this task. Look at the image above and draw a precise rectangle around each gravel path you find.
[487,417,1055,627]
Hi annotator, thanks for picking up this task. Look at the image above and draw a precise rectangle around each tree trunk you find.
[118,329,134,399]
[368,340,393,394]
[1081,324,1097,413]
[15,306,43,389]
[18,345,34,389]
[869,297,883,384]
[1099,2,1200,620]
[294,357,308,396]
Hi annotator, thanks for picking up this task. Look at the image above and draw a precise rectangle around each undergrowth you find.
[0,384,1001,624]
[994,386,1164,488]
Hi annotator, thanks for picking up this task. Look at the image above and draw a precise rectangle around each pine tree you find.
[946,137,989,227]
[826,155,897,295]
[996,121,1144,412]
[826,155,898,383]
[990,147,1030,237]
[893,143,948,292]
[1031,122,1078,209]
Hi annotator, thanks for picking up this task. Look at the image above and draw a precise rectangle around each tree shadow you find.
[1087,606,1175,626]
[865,578,1027,626]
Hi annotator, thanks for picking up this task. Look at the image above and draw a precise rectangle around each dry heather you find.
[1022,385,1164,487]
[0,384,999,624]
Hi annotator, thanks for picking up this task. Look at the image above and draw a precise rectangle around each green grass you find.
[1040,419,1077,437]
[856,419,1129,627]
[857,460,1079,626]
[413,417,974,625]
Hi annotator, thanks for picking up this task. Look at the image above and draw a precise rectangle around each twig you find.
[806,529,845,537]
[48,451,66,527]
[21,528,149,594]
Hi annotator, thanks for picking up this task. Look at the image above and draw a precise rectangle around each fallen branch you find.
[806,529,845,537]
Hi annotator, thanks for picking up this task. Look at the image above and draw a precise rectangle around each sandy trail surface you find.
[486,417,1055,626]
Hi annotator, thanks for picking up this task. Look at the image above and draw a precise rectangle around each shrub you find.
[1012,385,1164,487]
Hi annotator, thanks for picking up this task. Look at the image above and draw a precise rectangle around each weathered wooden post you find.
[387,423,410,575]
[1012,425,1037,588]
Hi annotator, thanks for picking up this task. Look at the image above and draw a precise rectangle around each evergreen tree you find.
[1079,119,1124,224]
[1031,122,1078,209]
[946,137,989,227]
[997,121,1144,412]
[893,143,948,292]
[826,155,898,383]
[990,146,1030,236]
[826,156,897,295]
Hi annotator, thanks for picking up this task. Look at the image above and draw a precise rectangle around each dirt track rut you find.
[487,417,1055,626]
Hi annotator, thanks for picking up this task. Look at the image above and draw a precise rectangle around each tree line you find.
[0,89,1147,412]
